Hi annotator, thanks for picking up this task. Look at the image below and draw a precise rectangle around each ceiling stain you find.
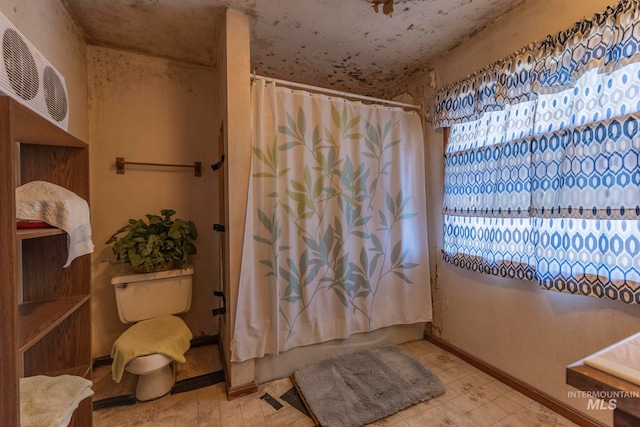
[62,0,526,95]
[367,0,395,16]
[128,0,160,12]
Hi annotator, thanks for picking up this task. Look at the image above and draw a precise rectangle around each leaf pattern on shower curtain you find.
[230,81,431,362]
[252,105,419,341]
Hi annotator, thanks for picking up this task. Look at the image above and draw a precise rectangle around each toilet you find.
[111,267,194,401]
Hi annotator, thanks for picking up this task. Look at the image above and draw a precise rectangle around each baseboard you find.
[424,333,607,427]
[227,380,259,399]
[191,334,219,347]
[92,355,113,369]
[92,394,136,411]
[171,371,225,394]
[217,336,258,399]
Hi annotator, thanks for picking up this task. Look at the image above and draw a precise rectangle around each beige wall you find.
[88,46,219,357]
[0,0,88,140]
[390,1,640,425]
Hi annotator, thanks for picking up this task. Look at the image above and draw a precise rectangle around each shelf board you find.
[9,99,86,148]
[45,364,92,379]
[16,228,64,240]
[18,295,90,353]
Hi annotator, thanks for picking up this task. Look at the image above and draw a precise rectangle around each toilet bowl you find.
[125,354,174,401]
[111,268,194,401]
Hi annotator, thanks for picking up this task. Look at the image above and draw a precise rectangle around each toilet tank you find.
[111,267,194,324]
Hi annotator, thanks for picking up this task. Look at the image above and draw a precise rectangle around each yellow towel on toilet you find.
[111,314,193,383]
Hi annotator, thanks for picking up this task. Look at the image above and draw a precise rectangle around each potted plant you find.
[105,209,198,273]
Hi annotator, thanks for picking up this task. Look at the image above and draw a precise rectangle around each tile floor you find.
[92,340,579,427]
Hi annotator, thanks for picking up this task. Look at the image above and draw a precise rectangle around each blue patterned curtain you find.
[437,0,640,303]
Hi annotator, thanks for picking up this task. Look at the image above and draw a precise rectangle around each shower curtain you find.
[230,79,431,362]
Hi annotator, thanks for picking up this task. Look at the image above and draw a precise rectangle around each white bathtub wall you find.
[254,323,425,383]
[386,0,640,425]
[0,0,88,140]
[88,45,219,358]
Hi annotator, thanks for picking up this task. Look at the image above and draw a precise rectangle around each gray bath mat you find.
[293,344,445,427]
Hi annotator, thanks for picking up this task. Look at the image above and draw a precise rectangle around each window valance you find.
[434,0,640,128]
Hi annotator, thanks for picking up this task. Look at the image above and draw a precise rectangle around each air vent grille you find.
[2,28,38,101]
[44,66,67,122]
[0,11,69,130]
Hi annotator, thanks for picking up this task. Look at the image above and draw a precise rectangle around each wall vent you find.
[0,12,69,130]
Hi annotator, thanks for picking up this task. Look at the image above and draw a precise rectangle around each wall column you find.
[218,7,256,396]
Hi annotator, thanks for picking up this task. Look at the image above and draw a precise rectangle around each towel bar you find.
[116,157,202,177]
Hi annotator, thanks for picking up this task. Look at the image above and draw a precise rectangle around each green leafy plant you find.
[105,209,198,273]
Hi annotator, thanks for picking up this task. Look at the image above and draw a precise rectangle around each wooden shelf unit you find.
[17,227,65,240]
[0,97,92,427]
[19,295,90,353]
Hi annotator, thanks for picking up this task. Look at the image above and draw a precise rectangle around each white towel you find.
[16,181,94,267]
[20,375,94,427]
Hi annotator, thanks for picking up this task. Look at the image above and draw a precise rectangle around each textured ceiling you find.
[61,0,525,95]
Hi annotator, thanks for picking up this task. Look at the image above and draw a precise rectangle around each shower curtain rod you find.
[252,74,421,110]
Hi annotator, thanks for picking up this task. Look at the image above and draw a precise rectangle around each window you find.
[435,0,640,303]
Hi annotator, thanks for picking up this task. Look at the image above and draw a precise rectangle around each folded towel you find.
[20,375,94,427]
[111,314,193,383]
[16,181,94,267]
[584,334,640,386]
